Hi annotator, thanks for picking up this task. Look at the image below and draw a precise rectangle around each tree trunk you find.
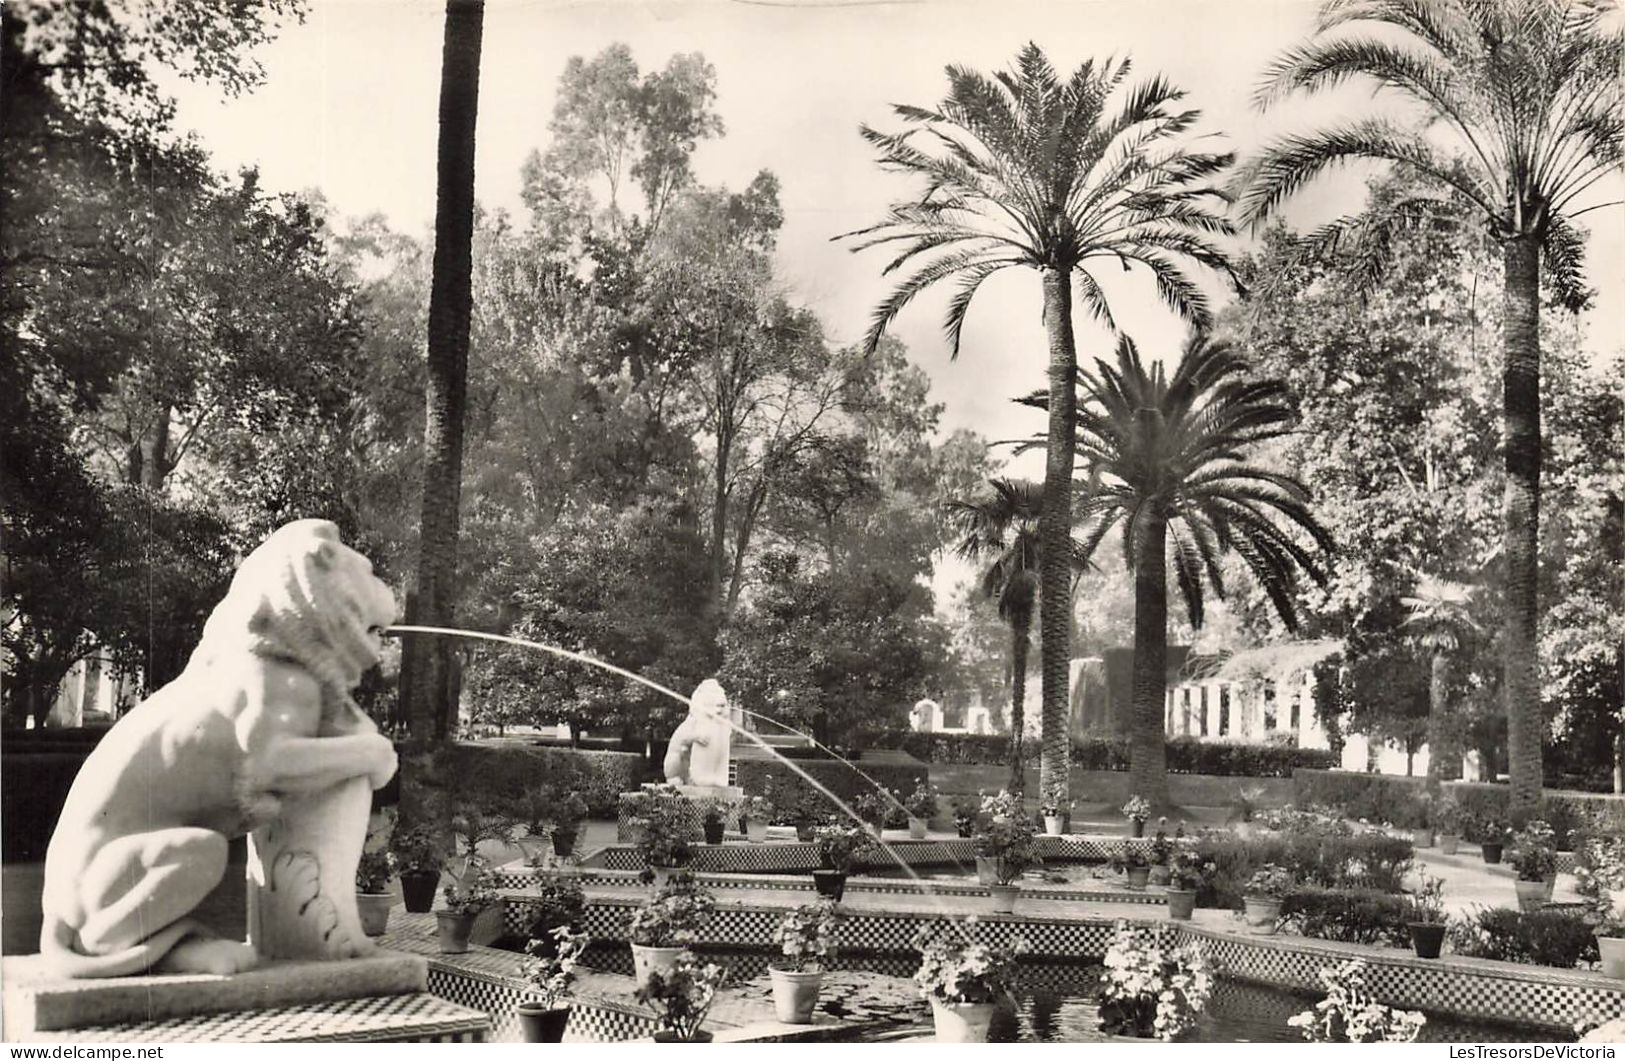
[1425,650,1449,794]
[1036,268,1076,809]
[1502,233,1542,824]
[1129,507,1171,809]
[1008,607,1031,797]
[404,0,484,743]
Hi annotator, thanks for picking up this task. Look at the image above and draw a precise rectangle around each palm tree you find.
[843,43,1237,808]
[405,0,485,741]
[948,479,1050,796]
[1402,574,1480,793]
[1236,0,1623,821]
[1065,335,1333,808]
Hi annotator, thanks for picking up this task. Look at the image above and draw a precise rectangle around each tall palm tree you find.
[1064,335,1333,808]
[1236,0,1623,821]
[949,479,1055,796]
[405,0,485,741]
[843,43,1237,808]
[1402,574,1480,793]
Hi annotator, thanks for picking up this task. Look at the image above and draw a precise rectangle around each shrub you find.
[1190,832,1414,908]
[524,876,587,950]
[871,733,1336,776]
[736,754,926,823]
[1446,907,1601,969]
[1281,887,1415,947]
[431,742,644,817]
[628,875,716,947]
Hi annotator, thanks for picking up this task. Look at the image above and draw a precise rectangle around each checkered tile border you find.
[20,993,490,1043]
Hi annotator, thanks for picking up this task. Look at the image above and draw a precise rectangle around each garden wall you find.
[1292,769,1625,842]
[929,764,1294,810]
[873,732,1335,777]
[431,741,647,817]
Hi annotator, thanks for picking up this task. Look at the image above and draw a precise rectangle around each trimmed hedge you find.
[1282,886,1416,947]
[1292,769,1625,844]
[1447,907,1601,969]
[735,751,928,825]
[427,741,647,817]
[871,732,1336,777]
[1191,831,1415,909]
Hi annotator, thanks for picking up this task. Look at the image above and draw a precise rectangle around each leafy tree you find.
[1061,335,1332,807]
[1237,0,1625,819]
[404,0,485,742]
[845,43,1237,808]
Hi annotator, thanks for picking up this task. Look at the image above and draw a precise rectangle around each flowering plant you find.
[1097,922,1212,1040]
[441,863,499,915]
[389,824,445,876]
[740,794,775,825]
[635,951,727,1040]
[519,925,588,1008]
[973,790,1042,883]
[1245,863,1294,900]
[628,875,716,947]
[905,780,940,820]
[626,785,697,878]
[1121,795,1152,823]
[1574,835,1625,937]
[1287,959,1426,1042]
[850,791,891,828]
[1039,781,1072,818]
[1148,829,1174,866]
[1509,820,1558,882]
[1407,872,1447,924]
[772,899,842,972]
[814,822,875,872]
[911,922,1025,1005]
[356,849,396,894]
[1110,846,1150,872]
[525,876,587,951]
[1432,796,1463,835]
[1166,852,1211,893]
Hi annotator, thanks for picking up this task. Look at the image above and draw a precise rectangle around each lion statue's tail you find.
[38,916,197,980]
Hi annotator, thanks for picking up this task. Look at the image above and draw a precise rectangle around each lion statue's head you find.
[193,520,397,694]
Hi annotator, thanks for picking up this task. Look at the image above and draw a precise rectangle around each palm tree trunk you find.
[1036,268,1076,809]
[404,0,484,742]
[1502,233,1542,823]
[1129,508,1170,808]
[1008,608,1031,796]
[1425,650,1449,794]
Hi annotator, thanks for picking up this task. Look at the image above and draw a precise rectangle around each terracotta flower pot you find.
[746,819,770,843]
[974,856,1000,886]
[1408,921,1447,959]
[796,822,817,842]
[1596,934,1625,979]
[1243,897,1283,931]
[1514,879,1547,912]
[631,944,686,990]
[956,821,975,838]
[703,818,726,844]
[356,891,393,937]
[653,1030,714,1043]
[1148,865,1172,887]
[908,817,928,840]
[552,829,578,857]
[517,1002,570,1043]
[1166,889,1197,921]
[400,870,439,913]
[930,999,994,1043]
[1481,841,1504,864]
[1130,820,1146,839]
[812,869,847,901]
[769,966,823,1023]
[1044,816,1063,836]
[988,883,1019,914]
[1126,865,1152,891]
[436,910,477,953]
[1543,874,1556,900]
[1439,834,1461,855]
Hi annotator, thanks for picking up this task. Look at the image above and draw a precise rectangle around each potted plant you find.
[1434,796,1463,855]
[1147,824,1175,887]
[1040,782,1071,836]
[1405,873,1448,958]
[1575,835,1625,978]
[1242,863,1293,932]
[627,875,715,990]
[355,848,397,936]
[523,875,587,956]
[793,797,821,842]
[769,900,842,1023]
[390,824,444,913]
[630,787,698,886]
[517,924,587,1042]
[549,791,590,857]
[701,807,727,845]
[912,923,1025,1043]
[740,794,776,842]
[1477,817,1508,864]
[851,791,889,837]
[973,791,1041,911]
[1097,922,1213,1040]
[437,864,499,953]
[1510,820,1558,910]
[1111,845,1153,891]
[812,821,874,900]
[636,951,727,1043]
[905,780,939,839]
[1164,852,1208,921]
[1288,960,1426,1042]
[1122,795,1152,838]
[1410,791,1436,848]
[952,797,978,839]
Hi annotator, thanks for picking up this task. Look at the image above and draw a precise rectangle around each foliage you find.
[635,951,726,1041]
[1446,907,1600,969]
[1509,820,1558,882]
[1286,960,1425,1043]
[525,877,587,949]
[1281,887,1415,947]
[356,850,397,894]
[1573,835,1625,937]
[1292,772,1625,843]
[772,900,842,972]
[739,795,775,826]
[1097,923,1213,1041]
[1253,804,1353,837]
[1190,831,1414,908]
[1148,831,1175,866]
[1246,864,1295,900]
[972,791,1042,883]
[1121,796,1152,823]
[1167,852,1213,893]
[813,822,876,873]
[872,733,1337,776]
[389,825,446,877]
[1432,796,1463,835]
[441,866,499,916]
[1408,873,1447,925]
[520,925,589,1009]
[911,923,1025,1006]
[905,780,940,820]
[624,785,698,873]
[736,756,926,824]
[628,876,715,948]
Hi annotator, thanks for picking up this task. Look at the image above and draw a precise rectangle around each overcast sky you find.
[167,0,1623,599]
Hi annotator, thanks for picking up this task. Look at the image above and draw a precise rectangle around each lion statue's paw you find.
[157,938,261,976]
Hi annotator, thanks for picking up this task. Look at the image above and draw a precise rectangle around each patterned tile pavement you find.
[18,992,489,1043]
